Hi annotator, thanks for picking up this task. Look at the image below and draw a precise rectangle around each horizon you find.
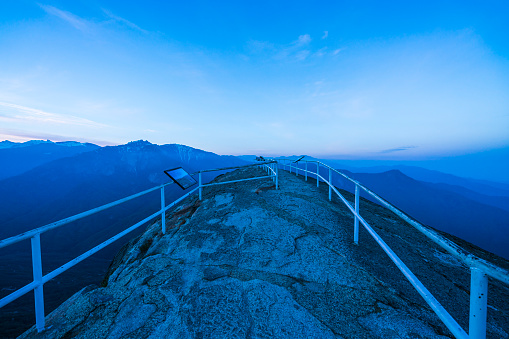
[2,138,508,183]
[1,1,509,158]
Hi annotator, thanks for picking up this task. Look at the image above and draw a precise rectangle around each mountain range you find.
[0,140,247,250]
[1,144,507,260]
[0,140,100,181]
[334,169,509,259]
[317,145,509,184]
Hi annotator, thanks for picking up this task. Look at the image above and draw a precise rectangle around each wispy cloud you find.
[379,146,417,154]
[39,4,89,32]
[274,34,312,60]
[296,50,311,60]
[314,47,327,57]
[39,4,148,35]
[102,9,148,34]
[247,34,345,61]
[0,102,107,128]
[248,34,312,61]
[333,48,345,55]
[296,34,311,46]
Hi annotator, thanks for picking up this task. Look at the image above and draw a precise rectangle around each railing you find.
[278,158,509,339]
[193,161,278,199]
[6,156,505,338]
[0,161,277,333]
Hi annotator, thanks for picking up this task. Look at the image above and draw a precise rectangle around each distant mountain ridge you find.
[0,140,100,181]
[350,164,509,196]
[0,140,247,243]
[337,169,509,259]
[0,140,92,149]
[316,145,509,184]
[318,159,509,194]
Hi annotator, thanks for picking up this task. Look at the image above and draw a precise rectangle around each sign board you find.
[164,167,197,190]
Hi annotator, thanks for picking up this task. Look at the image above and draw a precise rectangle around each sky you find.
[0,1,508,159]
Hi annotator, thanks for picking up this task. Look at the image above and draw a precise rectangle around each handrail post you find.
[161,186,166,234]
[354,185,359,244]
[276,164,279,189]
[199,172,202,200]
[328,168,332,201]
[31,233,45,332]
[469,267,488,339]
[305,161,308,181]
[289,161,292,174]
[316,162,320,187]
[273,163,276,183]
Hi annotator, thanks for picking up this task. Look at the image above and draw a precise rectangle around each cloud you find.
[39,5,148,35]
[0,102,107,128]
[314,47,327,57]
[379,146,417,154]
[296,50,311,60]
[322,31,328,39]
[248,34,313,61]
[102,9,148,34]
[39,4,89,32]
[296,34,311,46]
[248,34,344,61]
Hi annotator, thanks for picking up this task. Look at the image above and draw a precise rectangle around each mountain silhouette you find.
[0,140,100,181]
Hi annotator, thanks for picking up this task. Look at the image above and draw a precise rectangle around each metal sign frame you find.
[164,167,197,190]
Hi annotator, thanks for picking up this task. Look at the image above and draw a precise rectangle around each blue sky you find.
[0,1,508,158]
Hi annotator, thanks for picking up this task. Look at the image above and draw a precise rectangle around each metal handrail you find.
[278,158,508,339]
[0,182,175,249]
[0,162,278,334]
[190,160,276,175]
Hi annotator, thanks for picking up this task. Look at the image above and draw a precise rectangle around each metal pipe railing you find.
[0,182,174,249]
[0,162,277,333]
[278,158,509,339]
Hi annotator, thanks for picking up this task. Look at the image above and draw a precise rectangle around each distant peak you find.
[0,140,16,149]
[24,140,53,145]
[55,141,86,147]
[0,139,54,149]
[127,140,152,146]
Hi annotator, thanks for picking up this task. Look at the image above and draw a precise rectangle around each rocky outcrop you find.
[20,167,509,338]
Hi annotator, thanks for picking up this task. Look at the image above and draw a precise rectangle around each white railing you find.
[278,158,509,339]
[0,161,277,333]
[8,156,504,338]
